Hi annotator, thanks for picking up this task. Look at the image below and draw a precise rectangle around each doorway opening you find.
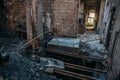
[86,7,96,30]
[78,0,101,35]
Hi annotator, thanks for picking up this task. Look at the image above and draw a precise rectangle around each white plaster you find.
[46,13,51,30]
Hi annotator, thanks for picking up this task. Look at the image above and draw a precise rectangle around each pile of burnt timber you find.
[45,37,108,80]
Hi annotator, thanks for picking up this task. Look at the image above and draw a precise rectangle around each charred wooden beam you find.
[26,0,33,42]
[54,68,99,80]
[64,62,107,73]
[26,0,40,48]
[46,48,104,62]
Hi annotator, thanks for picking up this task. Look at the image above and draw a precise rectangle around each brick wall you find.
[109,0,120,78]
[52,0,78,37]
[5,0,26,31]
[5,0,79,37]
[43,0,78,37]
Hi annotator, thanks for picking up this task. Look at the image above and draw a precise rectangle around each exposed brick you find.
[5,0,79,37]
[43,0,78,37]
[5,0,26,31]
[52,0,78,37]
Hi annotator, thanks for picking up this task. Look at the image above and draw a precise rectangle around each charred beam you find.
[54,68,99,80]
[65,62,107,73]
[46,48,104,62]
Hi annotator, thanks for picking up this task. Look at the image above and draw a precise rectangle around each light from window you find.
[89,13,95,18]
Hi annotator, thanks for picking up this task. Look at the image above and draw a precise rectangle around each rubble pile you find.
[0,33,61,80]
[79,34,108,59]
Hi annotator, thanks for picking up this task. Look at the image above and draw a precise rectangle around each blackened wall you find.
[0,0,7,30]
[5,0,26,32]
[100,0,120,78]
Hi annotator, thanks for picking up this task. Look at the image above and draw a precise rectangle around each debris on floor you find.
[47,34,108,60]
[39,57,64,73]
[78,34,108,59]
[0,36,61,80]
[0,29,109,80]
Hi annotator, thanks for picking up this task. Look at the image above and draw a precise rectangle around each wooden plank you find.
[65,62,107,73]
[54,68,99,80]
[46,48,104,62]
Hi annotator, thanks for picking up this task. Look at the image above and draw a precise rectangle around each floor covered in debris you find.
[0,31,62,80]
[0,30,108,80]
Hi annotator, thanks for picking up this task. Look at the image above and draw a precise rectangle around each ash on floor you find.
[0,37,61,80]
[78,33,108,60]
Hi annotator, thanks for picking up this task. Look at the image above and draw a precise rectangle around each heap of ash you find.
[0,37,62,80]
[78,34,108,60]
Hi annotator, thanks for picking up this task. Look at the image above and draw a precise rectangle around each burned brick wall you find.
[3,0,79,37]
[43,0,79,37]
[52,0,78,37]
[5,0,26,32]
